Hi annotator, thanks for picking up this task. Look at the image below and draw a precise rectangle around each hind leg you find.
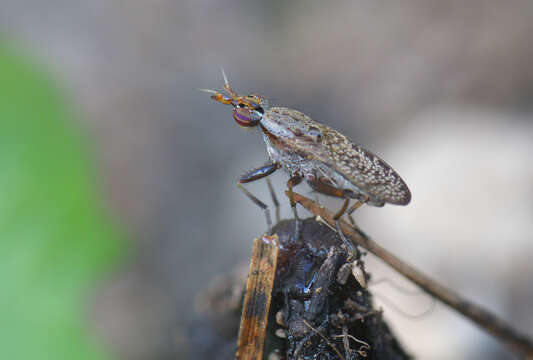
[346,196,370,242]
[332,198,358,252]
[308,178,361,252]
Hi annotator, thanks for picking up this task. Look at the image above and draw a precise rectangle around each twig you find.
[236,235,279,360]
[302,319,345,360]
[288,191,533,358]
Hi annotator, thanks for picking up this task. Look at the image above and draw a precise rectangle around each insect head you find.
[201,68,268,128]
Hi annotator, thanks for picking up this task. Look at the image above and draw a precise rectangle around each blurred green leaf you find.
[0,45,122,359]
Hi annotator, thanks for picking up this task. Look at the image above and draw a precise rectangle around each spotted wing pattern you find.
[321,128,411,205]
[263,107,411,206]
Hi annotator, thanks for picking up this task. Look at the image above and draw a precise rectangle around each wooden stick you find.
[289,191,533,358]
[236,234,279,360]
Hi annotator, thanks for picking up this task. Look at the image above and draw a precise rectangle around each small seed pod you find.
[337,263,352,285]
[352,262,367,288]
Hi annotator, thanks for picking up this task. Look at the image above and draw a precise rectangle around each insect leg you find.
[346,196,370,241]
[238,163,279,232]
[287,176,303,210]
[287,175,303,239]
[265,177,280,223]
[346,200,363,228]
[332,199,358,253]
[308,177,345,198]
[333,198,350,219]
[308,178,358,250]
[348,200,365,214]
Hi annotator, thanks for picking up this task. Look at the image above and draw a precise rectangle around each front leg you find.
[237,163,279,232]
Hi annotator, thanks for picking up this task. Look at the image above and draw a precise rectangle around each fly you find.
[202,69,411,250]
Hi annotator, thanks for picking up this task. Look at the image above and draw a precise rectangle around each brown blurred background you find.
[2,0,532,358]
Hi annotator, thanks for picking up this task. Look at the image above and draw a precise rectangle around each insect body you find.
[203,70,411,246]
[258,107,411,207]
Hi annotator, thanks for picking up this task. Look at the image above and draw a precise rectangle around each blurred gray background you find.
[2,0,532,358]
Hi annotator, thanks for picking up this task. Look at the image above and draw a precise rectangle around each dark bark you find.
[190,218,410,360]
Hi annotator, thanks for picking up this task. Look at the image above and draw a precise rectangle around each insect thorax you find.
[261,129,372,203]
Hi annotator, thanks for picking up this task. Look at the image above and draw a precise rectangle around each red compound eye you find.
[233,107,260,127]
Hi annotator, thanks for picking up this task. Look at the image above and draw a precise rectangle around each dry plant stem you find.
[236,235,279,360]
[288,191,533,358]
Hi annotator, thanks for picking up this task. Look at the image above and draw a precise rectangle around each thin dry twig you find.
[302,319,345,360]
[288,191,533,358]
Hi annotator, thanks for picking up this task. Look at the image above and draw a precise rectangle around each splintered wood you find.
[236,235,278,360]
